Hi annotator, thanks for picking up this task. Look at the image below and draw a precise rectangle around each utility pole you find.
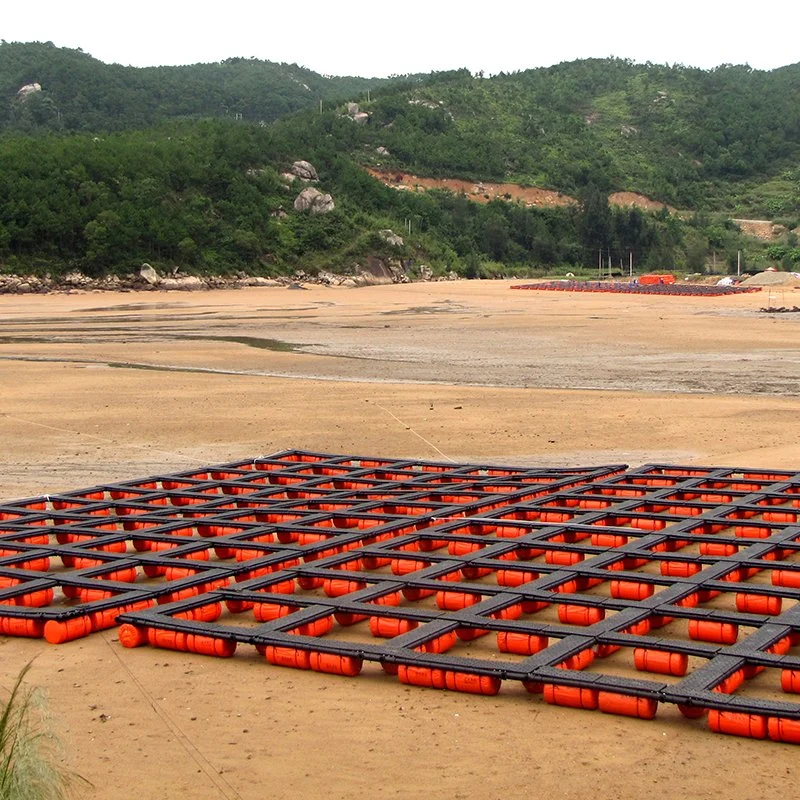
[737,250,741,277]
[629,250,633,278]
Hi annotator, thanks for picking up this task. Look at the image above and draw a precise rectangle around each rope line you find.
[368,401,455,462]
[101,633,242,800]
[0,412,194,462]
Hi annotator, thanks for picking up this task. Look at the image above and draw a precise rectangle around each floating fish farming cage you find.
[511,281,760,296]
[2,450,800,743]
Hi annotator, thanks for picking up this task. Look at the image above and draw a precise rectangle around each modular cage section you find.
[2,450,800,743]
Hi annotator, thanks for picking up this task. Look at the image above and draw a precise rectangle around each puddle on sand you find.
[172,334,301,351]
[0,333,304,352]
[75,303,189,313]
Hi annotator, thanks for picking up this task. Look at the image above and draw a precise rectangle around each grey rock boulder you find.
[291,161,319,181]
[139,264,160,285]
[378,229,404,247]
[294,187,335,214]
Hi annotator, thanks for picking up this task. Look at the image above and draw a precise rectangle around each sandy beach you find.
[1,279,798,799]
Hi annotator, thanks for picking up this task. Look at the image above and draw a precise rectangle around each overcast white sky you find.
[3,1,798,77]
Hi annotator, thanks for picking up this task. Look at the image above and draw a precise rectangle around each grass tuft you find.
[1,662,84,800]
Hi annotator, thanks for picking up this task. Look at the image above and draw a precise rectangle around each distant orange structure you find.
[639,274,676,285]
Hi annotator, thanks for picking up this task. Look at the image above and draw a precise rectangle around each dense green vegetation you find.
[1,44,799,279]
[357,60,800,214]
[0,41,409,130]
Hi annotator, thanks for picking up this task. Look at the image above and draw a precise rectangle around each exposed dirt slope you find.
[733,219,782,240]
[366,168,675,212]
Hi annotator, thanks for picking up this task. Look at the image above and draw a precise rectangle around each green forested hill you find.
[353,59,800,213]
[1,46,799,280]
[0,41,408,130]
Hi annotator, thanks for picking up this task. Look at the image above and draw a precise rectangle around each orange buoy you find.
[44,616,93,644]
[558,604,604,626]
[497,631,547,655]
[0,616,44,637]
[14,588,54,608]
[598,692,658,719]
[708,710,767,739]
[675,592,699,608]
[590,533,628,548]
[391,558,428,575]
[334,611,368,626]
[186,634,236,657]
[265,646,311,669]
[401,585,435,601]
[557,649,594,671]
[689,620,738,645]
[290,616,334,637]
[323,579,366,598]
[309,652,362,676]
[456,627,488,641]
[735,593,782,615]
[516,545,545,560]
[225,598,254,613]
[398,664,446,689]
[522,680,544,694]
[371,591,401,607]
[147,628,187,651]
[77,587,115,602]
[435,591,480,611]
[88,608,122,631]
[448,540,481,557]
[610,581,653,601]
[497,569,538,587]
[175,602,223,622]
[118,623,148,648]
[361,555,392,569]
[699,542,738,557]
[713,669,746,694]
[624,619,652,636]
[443,671,500,696]
[767,717,800,744]
[369,617,418,638]
[633,648,688,677]
[521,599,550,613]
[491,604,522,620]
[677,703,707,719]
[594,642,620,658]
[544,684,598,710]
[545,550,583,566]
[772,570,800,589]
[460,565,492,579]
[415,631,458,654]
[296,576,324,590]
[252,602,297,622]
[781,670,800,693]
[660,561,701,578]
